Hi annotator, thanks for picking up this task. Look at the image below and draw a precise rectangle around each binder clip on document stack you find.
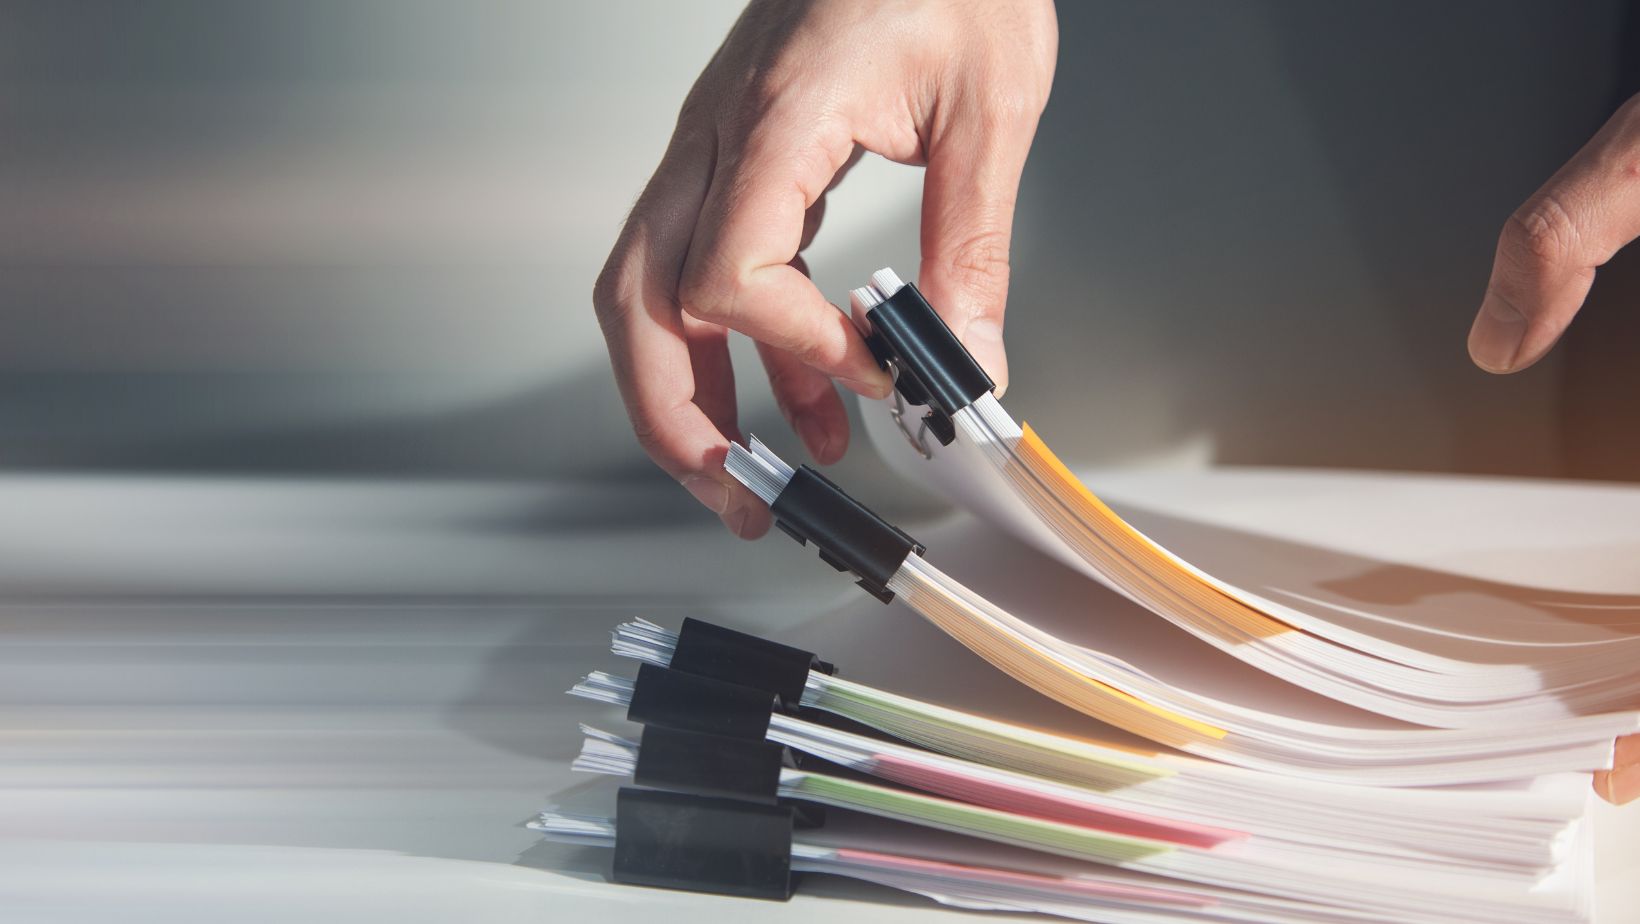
[535,268,1640,922]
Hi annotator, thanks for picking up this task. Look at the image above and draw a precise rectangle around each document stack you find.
[532,268,1640,922]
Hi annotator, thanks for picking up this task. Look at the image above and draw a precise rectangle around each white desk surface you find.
[0,471,1634,923]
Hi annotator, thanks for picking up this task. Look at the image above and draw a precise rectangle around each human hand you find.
[1595,733,1639,805]
[594,0,1057,537]
[1468,94,1640,373]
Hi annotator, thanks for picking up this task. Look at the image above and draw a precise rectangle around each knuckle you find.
[628,406,678,464]
[943,229,1013,300]
[981,85,1040,132]
[677,259,741,323]
[970,49,1051,131]
[592,262,636,337]
[743,68,789,119]
[676,88,716,131]
[591,259,622,310]
[1505,194,1580,270]
[708,68,793,142]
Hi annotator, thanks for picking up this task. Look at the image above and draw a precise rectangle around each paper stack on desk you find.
[538,616,1598,923]
[531,268,1639,923]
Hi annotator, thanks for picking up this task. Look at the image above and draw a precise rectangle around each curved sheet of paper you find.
[861,394,1640,728]
[868,511,1636,784]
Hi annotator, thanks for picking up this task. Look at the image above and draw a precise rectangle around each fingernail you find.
[1469,294,1527,373]
[732,502,772,540]
[796,415,835,464]
[682,476,729,515]
[1598,735,1640,804]
[1596,764,1640,805]
[841,374,893,400]
[724,505,751,538]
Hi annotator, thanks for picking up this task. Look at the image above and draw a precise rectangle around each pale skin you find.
[593,0,1638,803]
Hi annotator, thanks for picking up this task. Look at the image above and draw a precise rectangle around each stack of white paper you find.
[852,267,1640,729]
[530,267,1638,922]
[540,620,1596,922]
[725,436,1637,784]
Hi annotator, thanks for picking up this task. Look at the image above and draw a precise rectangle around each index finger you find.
[677,114,892,397]
[594,135,772,539]
[1470,96,1640,373]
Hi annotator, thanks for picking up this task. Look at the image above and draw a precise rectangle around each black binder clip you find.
[669,617,835,706]
[658,619,909,773]
[613,787,798,901]
[768,466,924,604]
[626,662,778,739]
[859,270,995,453]
[622,665,830,827]
[633,725,785,805]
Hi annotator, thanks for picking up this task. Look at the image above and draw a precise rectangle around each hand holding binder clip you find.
[717,266,1000,602]
[726,436,922,604]
[852,267,997,459]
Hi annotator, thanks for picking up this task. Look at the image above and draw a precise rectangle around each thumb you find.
[916,105,1042,397]
[1594,732,1640,805]
[1469,95,1640,374]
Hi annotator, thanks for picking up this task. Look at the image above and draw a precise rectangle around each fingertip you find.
[835,322,893,399]
[796,413,849,466]
[756,339,859,461]
[1596,734,1640,805]
[818,426,849,466]
[1594,769,1615,804]
[839,370,894,400]
[682,475,731,514]
[726,502,773,540]
[1467,294,1529,374]
[1467,349,1515,376]
[795,415,830,465]
[1593,767,1640,805]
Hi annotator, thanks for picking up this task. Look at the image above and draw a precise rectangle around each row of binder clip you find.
[590,618,871,901]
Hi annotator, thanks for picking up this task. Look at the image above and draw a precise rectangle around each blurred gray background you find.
[4,5,1640,920]
[3,0,1638,507]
